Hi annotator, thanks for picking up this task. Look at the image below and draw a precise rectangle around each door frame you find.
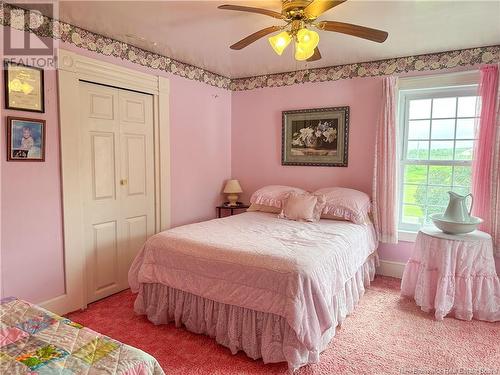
[42,49,171,314]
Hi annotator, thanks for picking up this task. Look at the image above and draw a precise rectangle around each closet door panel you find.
[80,82,155,302]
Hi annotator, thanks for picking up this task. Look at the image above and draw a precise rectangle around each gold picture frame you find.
[4,61,45,113]
[282,106,349,167]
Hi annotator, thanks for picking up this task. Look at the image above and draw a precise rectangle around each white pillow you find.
[313,187,371,224]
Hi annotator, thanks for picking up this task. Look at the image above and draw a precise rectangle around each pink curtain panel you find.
[493,71,500,259]
[471,65,499,257]
[372,76,398,243]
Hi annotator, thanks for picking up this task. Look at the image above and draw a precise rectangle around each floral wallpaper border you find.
[0,3,232,89]
[1,3,499,91]
[230,45,500,90]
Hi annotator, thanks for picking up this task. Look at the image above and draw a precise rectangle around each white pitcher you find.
[443,191,473,223]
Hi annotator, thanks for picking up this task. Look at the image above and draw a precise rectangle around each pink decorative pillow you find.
[250,185,307,208]
[279,193,326,222]
[313,187,371,224]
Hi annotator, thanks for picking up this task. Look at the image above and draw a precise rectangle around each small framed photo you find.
[282,106,349,167]
[4,61,45,113]
[6,117,46,162]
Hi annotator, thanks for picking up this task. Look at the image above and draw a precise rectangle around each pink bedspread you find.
[129,212,377,353]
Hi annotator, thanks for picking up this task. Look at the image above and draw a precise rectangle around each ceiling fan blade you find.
[230,26,283,50]
[303,0,347,19]
[316,21,388,43]
[307,47,322,62]
[218,5,285,20]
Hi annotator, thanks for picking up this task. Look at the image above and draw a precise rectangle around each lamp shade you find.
[295,28,319,61]
[223,179,243,194]
[268,31,292,56]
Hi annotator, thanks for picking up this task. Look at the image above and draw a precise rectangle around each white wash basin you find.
[430,213,483,235]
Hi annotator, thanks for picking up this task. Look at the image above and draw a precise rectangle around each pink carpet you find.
[67,277,499,374]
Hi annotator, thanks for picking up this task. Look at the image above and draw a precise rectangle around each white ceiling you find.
[49,1,500,78]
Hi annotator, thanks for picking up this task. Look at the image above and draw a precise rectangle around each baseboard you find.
[376,260,406,279]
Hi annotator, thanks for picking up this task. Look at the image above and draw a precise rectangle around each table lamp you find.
[223,179,243,206]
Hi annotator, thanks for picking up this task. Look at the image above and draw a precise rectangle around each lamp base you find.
[226,194,239,206]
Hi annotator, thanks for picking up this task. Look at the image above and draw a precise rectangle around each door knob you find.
[120,179,128,186]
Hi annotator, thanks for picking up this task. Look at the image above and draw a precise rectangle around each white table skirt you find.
[401,227,500,321]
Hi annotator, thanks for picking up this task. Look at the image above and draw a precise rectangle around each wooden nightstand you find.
[216,203,250,218]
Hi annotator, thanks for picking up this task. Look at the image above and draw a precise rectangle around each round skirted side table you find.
[401,227,500,322]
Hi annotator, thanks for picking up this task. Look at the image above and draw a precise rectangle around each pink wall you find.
[0,68,66,303]
[169,75,231,226]
[0,28,232,302]
[231,77,382,197]
[231,77,417,264]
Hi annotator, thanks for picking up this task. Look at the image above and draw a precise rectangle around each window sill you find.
[398,230,418,242]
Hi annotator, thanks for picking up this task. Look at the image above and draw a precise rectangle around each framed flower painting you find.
[282,106,349,167]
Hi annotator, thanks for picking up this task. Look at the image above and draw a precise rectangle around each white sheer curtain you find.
[372,76,398,243]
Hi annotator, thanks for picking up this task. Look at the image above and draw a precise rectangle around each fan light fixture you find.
[268,27,319,61]
[219,0,389,63]
[268,31,292,55]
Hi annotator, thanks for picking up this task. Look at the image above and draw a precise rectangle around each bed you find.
[0,297,164,374]
[129,211,378,371]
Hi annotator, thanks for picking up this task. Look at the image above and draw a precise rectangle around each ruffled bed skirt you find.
[134,253,378,371]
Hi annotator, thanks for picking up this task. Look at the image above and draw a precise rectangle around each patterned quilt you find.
[0,297,165,374]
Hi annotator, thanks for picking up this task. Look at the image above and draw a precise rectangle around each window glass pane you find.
[415,185,427,208]
[430,141,454,160]
[453,166,472,187]
[454,140,473,160]
[452,186,470,196]
[427,186,452,207]
[456,118,475,139]
[401,91,475,231]
[407,141,429,160]
[402,204,424,225]
[403,184,426,205]
[426,205,447,223]
[432,97,456,118]
[404,165,428,184]
[431,119,455,139]
[428,165,452,185]
[409,99,431,120]
[457,96,477,117]
[408,120,430,140]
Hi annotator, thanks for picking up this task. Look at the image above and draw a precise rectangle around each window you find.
[399,86,478,232]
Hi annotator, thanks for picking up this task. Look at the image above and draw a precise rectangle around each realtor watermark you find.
[2,2,58,69]
[399,368,499,375]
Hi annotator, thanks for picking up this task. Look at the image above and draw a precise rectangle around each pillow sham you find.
[313,187,371,224]
[250,185,307,208]
[246,203,282,214]
[279,193,326,222]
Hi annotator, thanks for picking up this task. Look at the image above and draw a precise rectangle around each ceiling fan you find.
[218,0,388,62]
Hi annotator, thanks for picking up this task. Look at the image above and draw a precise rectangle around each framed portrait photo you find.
[282,106,349,167]
[4,61,45,113]
[6,117,46,162]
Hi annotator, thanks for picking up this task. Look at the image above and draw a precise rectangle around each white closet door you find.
[118,90,155,289]
[79,82,155,303]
